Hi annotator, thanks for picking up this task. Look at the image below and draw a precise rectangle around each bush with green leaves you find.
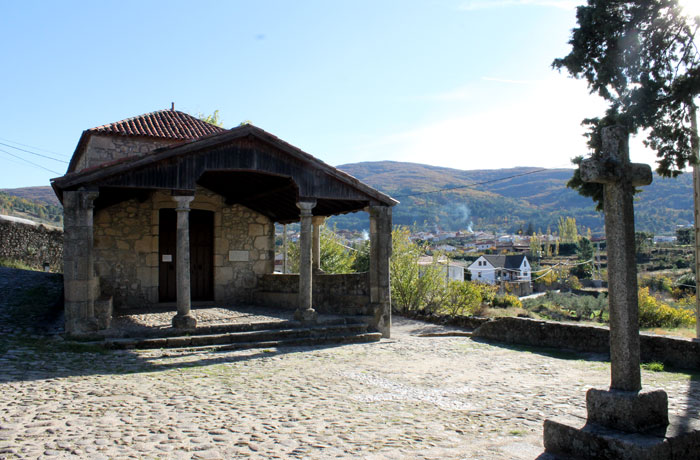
[522,291,608,322]
[390,226,446,313]
[287,224,356,274]
[492,294,522,309]
[442,281,484,316]
[638,287,695,329]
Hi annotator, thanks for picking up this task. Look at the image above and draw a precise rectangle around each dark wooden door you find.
[158,209,214,302]
[189,209,214,301]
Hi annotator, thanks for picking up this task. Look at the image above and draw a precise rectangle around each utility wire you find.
[393,168,549,199]
[0,136,69,158]
[0,148,62,175]
[0,141,69,164]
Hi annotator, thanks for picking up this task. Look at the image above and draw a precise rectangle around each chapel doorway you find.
[158,208,214,302]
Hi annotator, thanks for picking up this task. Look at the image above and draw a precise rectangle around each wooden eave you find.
[52,124,397,220]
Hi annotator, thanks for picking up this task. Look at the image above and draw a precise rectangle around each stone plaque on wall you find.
[229,250,249,262]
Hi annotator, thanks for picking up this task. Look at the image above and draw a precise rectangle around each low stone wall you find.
[0,216,63,272]
[472,316,700,371]
[256,273,372,315]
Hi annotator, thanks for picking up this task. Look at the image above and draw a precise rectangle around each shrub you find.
[640,275,673,294]
[492,294,522,309]
[390,227,446,313]
[443,281,483,316]
[638,287,695,328]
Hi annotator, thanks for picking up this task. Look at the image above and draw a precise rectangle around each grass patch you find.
[641,361,665,372]
[0,258,34,270]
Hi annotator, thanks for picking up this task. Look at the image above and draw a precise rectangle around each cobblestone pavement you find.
[2,269,700,459]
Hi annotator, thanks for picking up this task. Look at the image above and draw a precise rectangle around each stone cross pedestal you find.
[543,126,677,459]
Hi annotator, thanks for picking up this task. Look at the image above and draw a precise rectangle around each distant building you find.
[653,235,677,244]
[418,256,465,282]
[467,255,531,285]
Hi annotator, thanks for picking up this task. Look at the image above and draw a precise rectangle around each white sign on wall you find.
[229,250,249,262]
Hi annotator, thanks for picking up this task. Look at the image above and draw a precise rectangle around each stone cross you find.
[580,125,652,392]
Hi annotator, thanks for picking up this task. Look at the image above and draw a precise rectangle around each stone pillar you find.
[63,189,99,335]
[312,216,326,273]
[295,200,317,322]
[172,194,197,330]
[283,223,288,274]
[369,205,392,338]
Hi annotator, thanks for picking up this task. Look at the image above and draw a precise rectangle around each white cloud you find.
[349,74,660,171]
[459,0,580,11]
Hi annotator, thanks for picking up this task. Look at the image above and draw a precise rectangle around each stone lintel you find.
[171,190,195,197]
[587,388,669,433]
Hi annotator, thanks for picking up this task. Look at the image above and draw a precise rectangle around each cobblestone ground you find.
[1,268,700,459]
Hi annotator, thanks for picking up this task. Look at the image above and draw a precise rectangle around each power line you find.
[0,141,69,164]
[0,136,69,158]
[0,148,62,175]
[393,168,549,198]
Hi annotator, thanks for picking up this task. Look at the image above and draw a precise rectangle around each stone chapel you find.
[51,108,396,337]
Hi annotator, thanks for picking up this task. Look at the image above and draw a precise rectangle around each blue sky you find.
[0,0,678,189]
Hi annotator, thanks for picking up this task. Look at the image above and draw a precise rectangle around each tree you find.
[677,226,694,244]
[635,231,655,258]
[288,225,356,274]
[390,227,446,313]
[554,0,700,334]
[197,110,224,127]
[529,233,541,259]
[558,217,579,243]
[554,0,700,179]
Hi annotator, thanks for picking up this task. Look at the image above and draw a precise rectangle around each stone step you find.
[107,316,367,339]
[102,323,374,350]
[203,331,382,353]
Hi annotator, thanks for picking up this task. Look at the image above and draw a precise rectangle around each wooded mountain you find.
[1,162,691,234]
[332,161,691,235]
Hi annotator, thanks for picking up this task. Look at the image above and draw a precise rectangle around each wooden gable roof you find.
[53,124,397,223]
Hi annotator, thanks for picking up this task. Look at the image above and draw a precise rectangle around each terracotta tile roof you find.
[88,109,226,140]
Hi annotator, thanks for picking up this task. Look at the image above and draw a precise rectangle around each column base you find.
[294,308,317,323]
[587,388,668,433]
[172,313,197,330]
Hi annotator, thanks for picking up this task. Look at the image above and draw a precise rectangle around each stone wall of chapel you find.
[93,186,275,310]
[74,134,180,172]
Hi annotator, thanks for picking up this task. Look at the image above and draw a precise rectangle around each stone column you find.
[312,216,326,273]
[369,205,392,338]
[172,194,197,329]
[283,223,288,274]
[63,188,99,335]
[295,200,317,322]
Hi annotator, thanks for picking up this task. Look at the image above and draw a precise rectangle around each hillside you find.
[332,161,692,234]
[1,163,691,234]
[0,186,60,206]
[0,190,63,227]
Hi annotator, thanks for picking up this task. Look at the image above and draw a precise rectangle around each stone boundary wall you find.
[0,217,63,272]
[471,316,700,371]
[257,273,371,315]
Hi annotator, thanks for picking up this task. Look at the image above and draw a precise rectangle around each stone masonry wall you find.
[472,316,700,371]
[257,273,372,315]
[93,187,274,310]
[93,198,154,309]
[74,135,180,172]
[0,217,63,272]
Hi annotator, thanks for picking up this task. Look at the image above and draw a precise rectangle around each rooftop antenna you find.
[171,102,175,111]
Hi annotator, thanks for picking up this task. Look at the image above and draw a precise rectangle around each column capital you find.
[312,215,326,226]
[297,200,316,217]
[173,195,195,212]
[77,188,99,209]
